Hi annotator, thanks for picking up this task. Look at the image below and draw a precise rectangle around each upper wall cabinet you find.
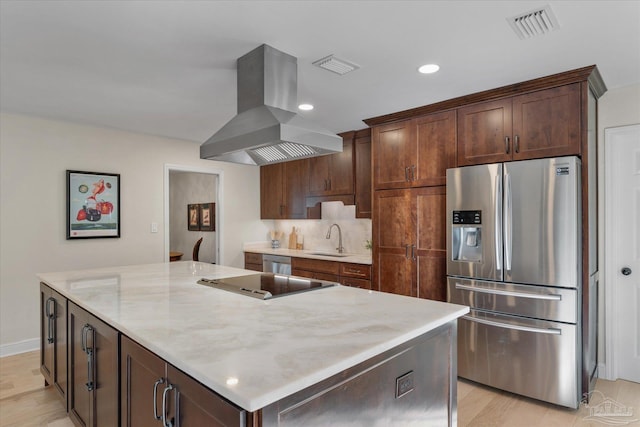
[260,159,308,219]
[372,110,456,190]
[308,133,354,196]
[354,128,372,218]
[261,130,371,220]
[457,83,581,166]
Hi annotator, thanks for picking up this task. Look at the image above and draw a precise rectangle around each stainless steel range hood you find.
[200,44,343,166]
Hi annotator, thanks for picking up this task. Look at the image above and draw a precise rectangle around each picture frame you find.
[67,170,120,239]
[199,202,215,231]
[188,204,200,231]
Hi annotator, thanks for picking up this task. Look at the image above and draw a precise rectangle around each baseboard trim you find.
[597,362,609,380]
[0,338,39,357]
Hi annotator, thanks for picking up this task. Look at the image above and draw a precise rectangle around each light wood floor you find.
[1,351,639,426]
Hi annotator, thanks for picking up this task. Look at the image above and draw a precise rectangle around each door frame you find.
[603,123,640,380]
[164,164,224,265]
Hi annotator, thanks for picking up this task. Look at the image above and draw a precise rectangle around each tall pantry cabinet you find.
[371,111,455,300]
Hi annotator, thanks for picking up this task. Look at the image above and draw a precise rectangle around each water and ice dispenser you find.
[451,210,482,262]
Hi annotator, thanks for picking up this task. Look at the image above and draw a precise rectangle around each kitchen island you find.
[38,261,468,426]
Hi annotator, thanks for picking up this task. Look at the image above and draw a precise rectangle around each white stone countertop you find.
[244,242,372,265]
[38,262,467,412]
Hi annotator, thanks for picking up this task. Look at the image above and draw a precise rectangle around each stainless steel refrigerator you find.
[446,156,582,408]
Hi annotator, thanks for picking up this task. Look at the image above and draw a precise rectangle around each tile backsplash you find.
[267,202,372,255]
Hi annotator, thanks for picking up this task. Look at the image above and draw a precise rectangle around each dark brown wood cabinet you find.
[308,133,354,196]
[121,335,246,427]
[372,120,412,190]
[354,128,372,218]
[457,83,581,166]
[372,110,456,190]
[339,263,372,289]
[68,301,119,427]
[260,129,371,218]
[260,159,308,219]
[244,252,263,272]
[373,187,446,301]
[40,283,67,406]
[291,257,372,289]
[291,257,340,282]
[414,187,447,301]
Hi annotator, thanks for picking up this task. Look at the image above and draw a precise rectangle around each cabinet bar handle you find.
[411,165,416,181]
[505,136,510,154]
[153,378,165,420]
[404,167,410,182]
[46,297,55,343]
[81,324,88,353]
[162,384,175,427]
[514,135,520,153]
[411,244,416,261]
[462,315,561,335]
[454,283,561,300]
[84,325,95,391]
[405,244,410,259]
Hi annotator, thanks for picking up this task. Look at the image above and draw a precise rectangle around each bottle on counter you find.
[296,228,304,250]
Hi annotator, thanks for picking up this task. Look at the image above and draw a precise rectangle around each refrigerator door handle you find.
[462,315,561,335]
[495,174,502,272]
[504,172,512,273]
[454,283,562,300]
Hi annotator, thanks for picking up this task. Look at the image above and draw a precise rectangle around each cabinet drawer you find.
[292,258,339,275]
[292,269,339,283]
[340,277,371,289]
[244,252,263,265]
[245,263,263,272]
[340,263,371,279]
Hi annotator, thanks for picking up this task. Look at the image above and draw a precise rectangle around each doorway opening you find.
[164,164,224,265]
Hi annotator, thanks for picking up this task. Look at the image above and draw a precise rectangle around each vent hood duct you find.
[200,44,343,166]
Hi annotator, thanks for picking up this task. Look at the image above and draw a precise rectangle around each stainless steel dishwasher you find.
[262,254,292,275]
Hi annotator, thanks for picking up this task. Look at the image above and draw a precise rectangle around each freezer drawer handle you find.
[455,283,562,300]
[462,315,561,335]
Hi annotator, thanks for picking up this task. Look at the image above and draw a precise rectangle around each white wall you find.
[597,83,640,366]
[0,113,269,353]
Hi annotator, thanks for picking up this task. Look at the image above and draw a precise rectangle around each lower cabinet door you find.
[40,283,68,408]
[40,284,55,388]
[167,365,246,427]
[68,302,119,427]
[121,335,167,427]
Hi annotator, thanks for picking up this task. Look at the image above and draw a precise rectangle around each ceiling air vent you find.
[313,55,359,75]
[508,5,559,39]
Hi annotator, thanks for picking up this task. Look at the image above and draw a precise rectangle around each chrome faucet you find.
[326,223,345,254]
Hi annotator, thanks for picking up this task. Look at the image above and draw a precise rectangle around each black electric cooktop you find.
[197,273,336,300]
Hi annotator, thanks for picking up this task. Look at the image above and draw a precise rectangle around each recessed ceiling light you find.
[298,104,314,111]
[418,64,440,74]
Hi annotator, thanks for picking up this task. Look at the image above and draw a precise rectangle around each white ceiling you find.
[1,1,639,143]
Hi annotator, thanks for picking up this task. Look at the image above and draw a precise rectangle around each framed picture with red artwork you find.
[67,170,120,239]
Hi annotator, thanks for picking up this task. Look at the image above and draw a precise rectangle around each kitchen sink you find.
[308,252,350,258]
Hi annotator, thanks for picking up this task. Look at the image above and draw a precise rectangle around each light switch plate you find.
[151,222,158,233]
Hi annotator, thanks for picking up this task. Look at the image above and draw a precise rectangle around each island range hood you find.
[200,44,343,166]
